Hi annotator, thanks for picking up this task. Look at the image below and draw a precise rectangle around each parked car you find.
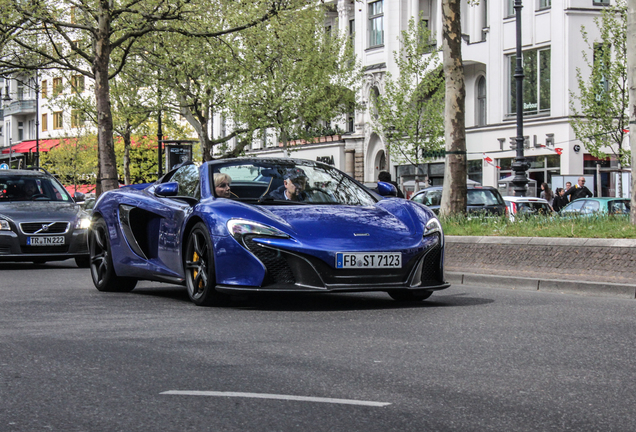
[0,168,91,266]
[560,197,631,217]
[410,185,507,217]
[88,158,450,306]
[503,196,554,221]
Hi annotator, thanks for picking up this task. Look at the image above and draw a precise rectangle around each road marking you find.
[160,390,391,407]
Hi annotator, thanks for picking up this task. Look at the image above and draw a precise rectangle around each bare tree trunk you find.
[94,6,119,193]
[439,0,467,216]
[123,130,132,185]
[629,0,636,223]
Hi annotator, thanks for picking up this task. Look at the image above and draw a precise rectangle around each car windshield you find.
[0,174,73,202]
[211,160,377,206]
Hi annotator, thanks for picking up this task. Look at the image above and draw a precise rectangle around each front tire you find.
[89,217,137,292]
[388,289,433,302]
[184,222,227,306]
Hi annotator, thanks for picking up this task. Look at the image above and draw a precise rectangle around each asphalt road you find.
[1,260,635,432]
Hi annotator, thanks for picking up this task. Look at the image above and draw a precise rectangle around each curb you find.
[446,272,636,300]
[446,236,636,248]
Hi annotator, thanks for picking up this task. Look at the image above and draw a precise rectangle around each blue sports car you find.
[88,158,449,306]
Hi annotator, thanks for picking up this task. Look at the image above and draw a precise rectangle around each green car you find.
[559,197,631,216]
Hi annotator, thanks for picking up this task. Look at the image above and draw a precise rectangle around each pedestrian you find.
[539,182,554,207]
[377,171,405,198]
[564,176,593,202]
[552,188,569,212]
[564,181,572,202]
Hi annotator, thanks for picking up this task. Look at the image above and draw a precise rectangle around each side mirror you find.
[155,182,179,197]
[73,192,85,203]
[377,181,397,197]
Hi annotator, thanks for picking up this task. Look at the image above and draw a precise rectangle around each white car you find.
[503,196,554,222]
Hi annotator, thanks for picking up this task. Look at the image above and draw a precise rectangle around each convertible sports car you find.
[88,158,449,306]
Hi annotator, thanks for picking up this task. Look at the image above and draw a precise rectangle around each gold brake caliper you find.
[193,251,200,285]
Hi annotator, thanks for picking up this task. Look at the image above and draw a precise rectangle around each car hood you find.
[258,203,421,249]
[0,201,83,222]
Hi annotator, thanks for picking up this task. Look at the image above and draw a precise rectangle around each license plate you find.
[336,252,402,269]
[27,236,65,246]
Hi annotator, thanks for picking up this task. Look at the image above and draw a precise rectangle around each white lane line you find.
[160,390,391,407]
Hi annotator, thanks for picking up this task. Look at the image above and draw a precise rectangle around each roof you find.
[0,139,63,155]
[502,196,550,203]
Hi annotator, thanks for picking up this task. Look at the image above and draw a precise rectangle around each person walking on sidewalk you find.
[552,188,569,212]
[565,177,593,202]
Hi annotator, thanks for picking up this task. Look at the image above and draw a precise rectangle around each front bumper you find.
[216,233,450,294]
[0,229,89,262]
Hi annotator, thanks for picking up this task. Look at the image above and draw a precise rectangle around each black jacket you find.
[564,185,593,202]
[552,195,569,212]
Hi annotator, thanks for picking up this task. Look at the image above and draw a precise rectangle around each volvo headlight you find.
[0,219,10,231]
[75,217,92,230]
[424,217,443,237]
[226,219,290,243]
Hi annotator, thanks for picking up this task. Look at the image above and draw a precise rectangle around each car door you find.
[561,199,585,215]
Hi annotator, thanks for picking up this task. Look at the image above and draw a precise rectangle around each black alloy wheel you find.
[184,222,227,306]
[89,217,137,292]
[388,289,433,302]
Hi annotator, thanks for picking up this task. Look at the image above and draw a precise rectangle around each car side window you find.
[170,165,200,199]
[411,193,424,204]
[581,200,599,214]
[610,201,629,214]
[563,200,585,213]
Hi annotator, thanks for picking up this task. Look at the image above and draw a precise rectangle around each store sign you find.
[317,156,334,165]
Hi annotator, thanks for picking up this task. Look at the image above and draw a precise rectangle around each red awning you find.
[1,139,63,154]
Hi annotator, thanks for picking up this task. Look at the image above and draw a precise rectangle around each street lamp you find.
[2,71,40,168]
[2,87,12,166]
[511,0,529,196]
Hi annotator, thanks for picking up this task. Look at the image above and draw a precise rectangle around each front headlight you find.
[0,219,11,231]
[226,219,290,244]
[75,217,92,230]
[424,217,443,237]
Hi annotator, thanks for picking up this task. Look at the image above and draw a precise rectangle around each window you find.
[349,19,355,49]
[506,0,515,17]
[539,0,551,8]
[41,113,48,132]
[594,0,610,5]
[41,80,47,99]
[52,77,62,96]
[70,6,76,23]
[170,164,200,198]
[18,122,24,141]
[477,76,487,127]
[17,80,24,100]
[71,110,83,128]
[508,47,551,116]
[53,111,63,129]
[369,0,384,47]
[71,75,84,93]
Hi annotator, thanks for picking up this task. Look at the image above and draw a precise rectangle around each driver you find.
[23,181,40,199]
[268,168,308,201]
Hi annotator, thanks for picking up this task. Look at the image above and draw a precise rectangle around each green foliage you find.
[232,4,361,154]
[373,15,445,167]
[41,134,159,186]
[570,0,630,168]
[441,214,636,238]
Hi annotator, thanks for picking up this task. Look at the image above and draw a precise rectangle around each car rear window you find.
[610,200,630,214]
[467,189,504,206]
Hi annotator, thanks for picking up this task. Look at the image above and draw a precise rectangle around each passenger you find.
[268,168,308,201]
[213,173,232,198]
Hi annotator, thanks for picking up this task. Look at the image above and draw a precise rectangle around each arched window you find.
[477,76,487,127]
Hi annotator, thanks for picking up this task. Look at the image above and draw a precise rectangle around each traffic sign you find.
[0,163,9,170]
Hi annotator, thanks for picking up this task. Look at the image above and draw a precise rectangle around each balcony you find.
[4,99,36,116]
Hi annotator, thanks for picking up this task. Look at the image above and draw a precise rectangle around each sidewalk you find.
[444,236,636,300]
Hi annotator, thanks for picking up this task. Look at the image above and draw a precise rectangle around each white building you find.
[1,71,88,167]
[239,0,625,198]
